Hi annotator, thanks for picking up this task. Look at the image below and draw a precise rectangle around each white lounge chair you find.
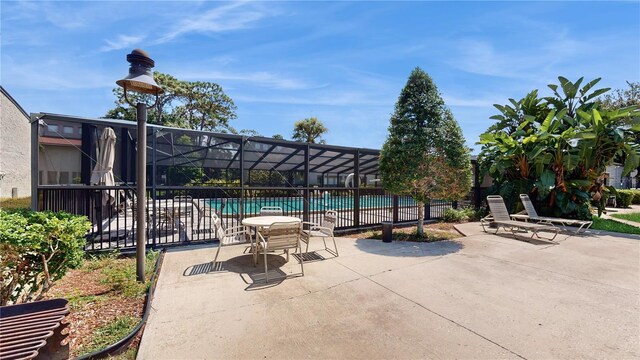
[482,195,559,241]
[512,194,593,233]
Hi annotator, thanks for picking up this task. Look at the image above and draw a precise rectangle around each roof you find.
[35,112,381,175]
[0,86,29,120]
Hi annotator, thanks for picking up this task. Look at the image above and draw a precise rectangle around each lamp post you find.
[117,49,163,282]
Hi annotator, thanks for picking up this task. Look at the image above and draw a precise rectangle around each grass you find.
[67,293,103,311]
[611,212,640,224]
[0,196,31,210]
[84,316,139,355]
[46,250,160,358]
[591,217,640,235]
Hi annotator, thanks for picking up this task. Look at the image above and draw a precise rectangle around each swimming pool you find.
[208,195,419,215]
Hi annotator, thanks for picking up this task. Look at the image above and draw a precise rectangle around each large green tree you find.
[478,77,640,218]
[292,117,328,143]
[104,71,237,132]
[379,67,472,236]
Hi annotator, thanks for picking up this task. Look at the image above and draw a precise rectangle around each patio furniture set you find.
[482,194,593,242]
[213,206,340,283]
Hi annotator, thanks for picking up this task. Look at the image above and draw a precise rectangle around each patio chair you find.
[213,225,251,264]
[514,194,593,233]
[259,206,283,216]
[254,222,304,283]
[301,210,339,257]
[482,195,559,241]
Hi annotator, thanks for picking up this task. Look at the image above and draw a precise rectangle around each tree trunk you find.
[417,201,424,237]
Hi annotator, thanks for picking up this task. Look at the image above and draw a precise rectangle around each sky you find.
[2,1,639,153]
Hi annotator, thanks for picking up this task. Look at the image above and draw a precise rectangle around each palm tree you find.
[292,117,328,143]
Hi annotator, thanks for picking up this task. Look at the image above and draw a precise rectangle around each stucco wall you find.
[0,88,31,198]
[38,145,82,184]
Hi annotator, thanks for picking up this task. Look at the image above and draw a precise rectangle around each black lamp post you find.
[117,49,163,282]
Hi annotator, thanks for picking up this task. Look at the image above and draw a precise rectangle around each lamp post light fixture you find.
[117,49,163,282]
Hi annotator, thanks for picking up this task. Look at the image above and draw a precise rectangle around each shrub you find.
[616,190,634,208]
[442,207,479,223]
[0,209,91,305]
[631,190,640,205]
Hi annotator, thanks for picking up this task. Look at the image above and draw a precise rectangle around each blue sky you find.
[2,1,639,152]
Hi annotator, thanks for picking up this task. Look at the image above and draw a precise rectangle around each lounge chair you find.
[512,194,593,233]
[482,195,559,241]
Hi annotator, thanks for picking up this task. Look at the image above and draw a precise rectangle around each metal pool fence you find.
[37,185,458,252]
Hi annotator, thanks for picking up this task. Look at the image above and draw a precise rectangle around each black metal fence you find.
[38,185,456,251]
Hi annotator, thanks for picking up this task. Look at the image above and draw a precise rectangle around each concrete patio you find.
[138,223,640,359]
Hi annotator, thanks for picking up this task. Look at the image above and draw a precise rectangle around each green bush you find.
[442,207,479,223]
[616,190,634,208]
[631,190,640,205]
[0,209,91,305]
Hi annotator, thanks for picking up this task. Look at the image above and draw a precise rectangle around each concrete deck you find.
[138,223,639,359]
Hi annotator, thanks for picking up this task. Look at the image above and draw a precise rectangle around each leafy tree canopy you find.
[379,67,472,235]
[104,71,237,132]
[478,76,640,218]
[292,117,328,143]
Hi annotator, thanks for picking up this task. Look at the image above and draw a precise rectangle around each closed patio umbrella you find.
[91,127,117,205]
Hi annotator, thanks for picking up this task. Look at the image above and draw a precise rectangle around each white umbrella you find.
[91,127,117,206]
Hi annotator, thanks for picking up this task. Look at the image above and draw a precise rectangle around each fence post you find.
[239,137,245,221]
[303,144,310,223]
[353,149,360,228]
[151,131,157,247]
[393,195,399,223]
[452,201,458,209]
[30,115,40,211]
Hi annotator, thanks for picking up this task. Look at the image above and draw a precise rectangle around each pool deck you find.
[137,222,639,359]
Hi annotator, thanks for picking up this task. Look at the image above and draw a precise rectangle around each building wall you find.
[38,145,82,185]
[0,87,31,198]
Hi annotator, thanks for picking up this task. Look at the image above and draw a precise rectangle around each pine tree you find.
[379,67,471,236]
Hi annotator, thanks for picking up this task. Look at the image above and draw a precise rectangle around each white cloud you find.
[100,35,145,52]
[156,2,271,43]
[177,70,324,91]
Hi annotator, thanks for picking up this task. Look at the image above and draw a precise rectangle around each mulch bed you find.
[344,222,461,239]
[43,259,146,358]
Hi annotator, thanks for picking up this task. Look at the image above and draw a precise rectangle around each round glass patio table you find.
[241,216,302,256]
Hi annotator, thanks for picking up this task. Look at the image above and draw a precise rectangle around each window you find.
[63,126,74,134]
[59,172,70,184]
[47,124,59,133]
[47,171,58,184]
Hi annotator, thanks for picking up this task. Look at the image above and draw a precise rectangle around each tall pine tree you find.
[379,67,471,236]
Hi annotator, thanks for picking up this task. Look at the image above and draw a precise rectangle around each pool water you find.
[208,195,418,215]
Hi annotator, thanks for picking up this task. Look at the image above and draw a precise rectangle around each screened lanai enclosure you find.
[33,113,479,251]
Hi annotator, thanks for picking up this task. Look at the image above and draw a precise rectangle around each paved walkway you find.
[138,223,639,359]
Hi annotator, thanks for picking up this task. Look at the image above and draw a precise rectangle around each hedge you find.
[615,190,635,208]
